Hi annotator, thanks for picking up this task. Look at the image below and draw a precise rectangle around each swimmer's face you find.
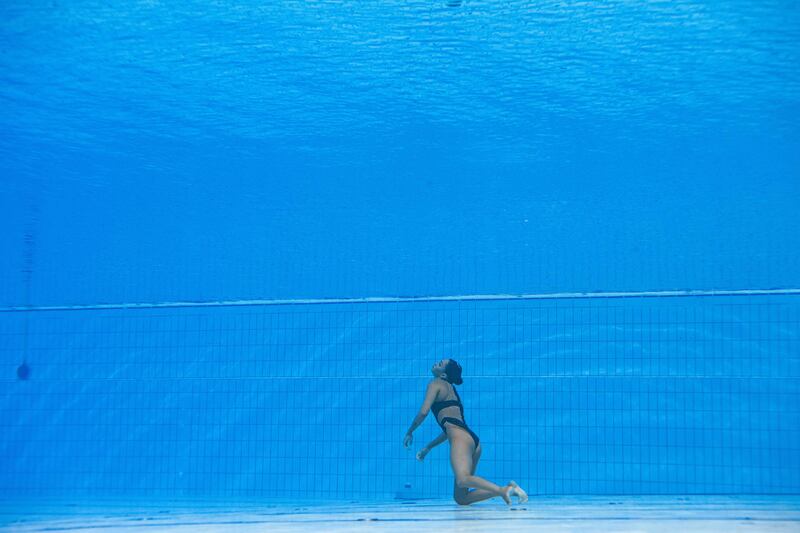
[431,358,451,377]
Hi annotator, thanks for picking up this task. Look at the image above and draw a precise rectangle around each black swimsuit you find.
[431,380,480,449]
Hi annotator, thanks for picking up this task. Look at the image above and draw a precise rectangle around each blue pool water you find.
[0,0,799,506]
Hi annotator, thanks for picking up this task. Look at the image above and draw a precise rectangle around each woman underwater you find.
[403,358,528,505]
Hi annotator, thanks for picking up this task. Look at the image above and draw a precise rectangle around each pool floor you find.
[2,495,799,532]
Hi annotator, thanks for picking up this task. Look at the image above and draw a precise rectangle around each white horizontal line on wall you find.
[1,288,799,313]
[3,375,798,381]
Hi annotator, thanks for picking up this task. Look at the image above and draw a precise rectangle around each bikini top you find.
[431,379,466,421]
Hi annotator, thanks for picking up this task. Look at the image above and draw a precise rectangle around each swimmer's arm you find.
[405,381,440,436]
[424,431,448,451]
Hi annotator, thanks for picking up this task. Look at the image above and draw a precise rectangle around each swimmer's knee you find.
[455,475,471,489]
[454,491,470,505]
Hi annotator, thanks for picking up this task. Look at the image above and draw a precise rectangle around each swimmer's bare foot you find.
[509,480,528,503]
[500,484,513,505]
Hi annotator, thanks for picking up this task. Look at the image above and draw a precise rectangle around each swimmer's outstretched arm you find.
[403,381,439,448]
[416,432,447,461]
[426,432,448,450]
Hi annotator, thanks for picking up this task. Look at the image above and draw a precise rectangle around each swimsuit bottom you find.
[439,417,480,449]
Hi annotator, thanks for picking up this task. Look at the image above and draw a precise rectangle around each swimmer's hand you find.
[416,447,429,462]
[403,432,413,448]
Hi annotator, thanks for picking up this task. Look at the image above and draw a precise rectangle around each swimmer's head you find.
[431,358,463,385]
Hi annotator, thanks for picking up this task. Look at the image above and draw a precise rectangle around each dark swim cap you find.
[444,359,463,385]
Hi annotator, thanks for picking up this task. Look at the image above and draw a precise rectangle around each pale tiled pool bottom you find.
[2,496,799,532]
